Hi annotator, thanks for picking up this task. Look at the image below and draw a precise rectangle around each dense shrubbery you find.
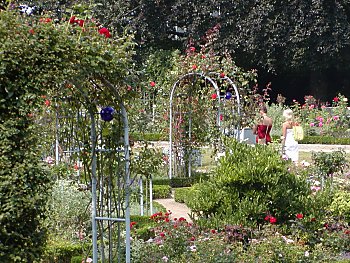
[174,187,191,203]
[186,139,313,226]
[151,185,171,199]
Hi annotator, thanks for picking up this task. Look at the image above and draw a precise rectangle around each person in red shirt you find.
[253,105,273,145]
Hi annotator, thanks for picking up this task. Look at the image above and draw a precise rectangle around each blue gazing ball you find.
[100,106,115,121]
[225,92,232,100]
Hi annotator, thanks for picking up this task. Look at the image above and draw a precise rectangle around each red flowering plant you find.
[139,211,201,261]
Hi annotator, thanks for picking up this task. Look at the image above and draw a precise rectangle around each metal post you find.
[149,175,153,215]
[89,109,98,263]
[140,177,144,216]
[121,105,131,263]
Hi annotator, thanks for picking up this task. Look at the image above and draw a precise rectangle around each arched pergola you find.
[50,79,132,263]
[168,72,241,179]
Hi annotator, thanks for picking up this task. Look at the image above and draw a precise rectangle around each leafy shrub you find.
[186,139,312,226]
[174,187,191,203]
[312,150,348,177]
[170,173,210,188]
[152,185,171,199]
[0,123,52,261]
[46,180,91,241]
[329,190,350,221]
[152,178,171,186]
[41,239,88,263]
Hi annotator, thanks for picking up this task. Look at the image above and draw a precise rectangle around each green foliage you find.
[46,180,91,241]
[170,173,210,188]
[186,139,312,226]
[130,132,167,141]
[152,185,171,199]
[0,9,135,261]
[312,150,348,177]
[93,0,350,75]
[41,239,88,263]
[152,178,171,186]
[0,120,52,261]
[329,190,350,221]
[174,187,191,203]
[132,142,163,179]
[301,136,350,145]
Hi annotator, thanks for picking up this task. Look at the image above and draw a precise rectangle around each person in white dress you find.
[281,109,299,162]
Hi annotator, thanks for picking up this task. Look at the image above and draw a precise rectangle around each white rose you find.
[343,97,348,102]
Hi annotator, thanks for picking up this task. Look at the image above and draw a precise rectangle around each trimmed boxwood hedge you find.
[300,135,350,145]
[41,240,89,263]
[152,185,171,199]
[174,187,192,203]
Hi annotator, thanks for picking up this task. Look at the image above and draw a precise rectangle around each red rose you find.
[264,215,270,221]
[310,217,316,222]
[29,28,34,34]
[220,114,223,121]
[160,232,165,237]
[130,221,137,228]
[211,229,216,234]
[150,81,156,87]
[190,236,195,241]
[333,97,339,102]
[192,65,197,70]
[98,27,111,38]
[189,47,195,52]
[44,100,50,107]
[269,216,277,224]
[220,72,225,78]
[78,19,84,27]
[179,217,186,222]
[69,16,76,24]
[201,54,206,59]
[211,93,217,100]
[296,213,303,219]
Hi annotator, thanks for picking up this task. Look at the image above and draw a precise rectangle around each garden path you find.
[154,198,192,223]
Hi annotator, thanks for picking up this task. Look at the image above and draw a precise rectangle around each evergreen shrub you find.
[152,185,171,199]
[174,187,192,203]
[186,139,312,226]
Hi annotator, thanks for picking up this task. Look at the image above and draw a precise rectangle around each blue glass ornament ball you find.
[100,106,115,121]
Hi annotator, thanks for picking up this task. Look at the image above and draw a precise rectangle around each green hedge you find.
[41,240,88,263]
[174,187,192,203]
[300,135,350,145]
[152,185,171,199]
[170,173,210,188]
[152,178,171,186]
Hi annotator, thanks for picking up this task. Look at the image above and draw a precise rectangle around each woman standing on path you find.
[253,105,273,145]
[281,109,299,163]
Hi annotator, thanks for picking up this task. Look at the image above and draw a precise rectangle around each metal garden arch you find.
[168,72,241,179]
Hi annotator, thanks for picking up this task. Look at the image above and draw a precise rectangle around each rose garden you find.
[1,5,350,263]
